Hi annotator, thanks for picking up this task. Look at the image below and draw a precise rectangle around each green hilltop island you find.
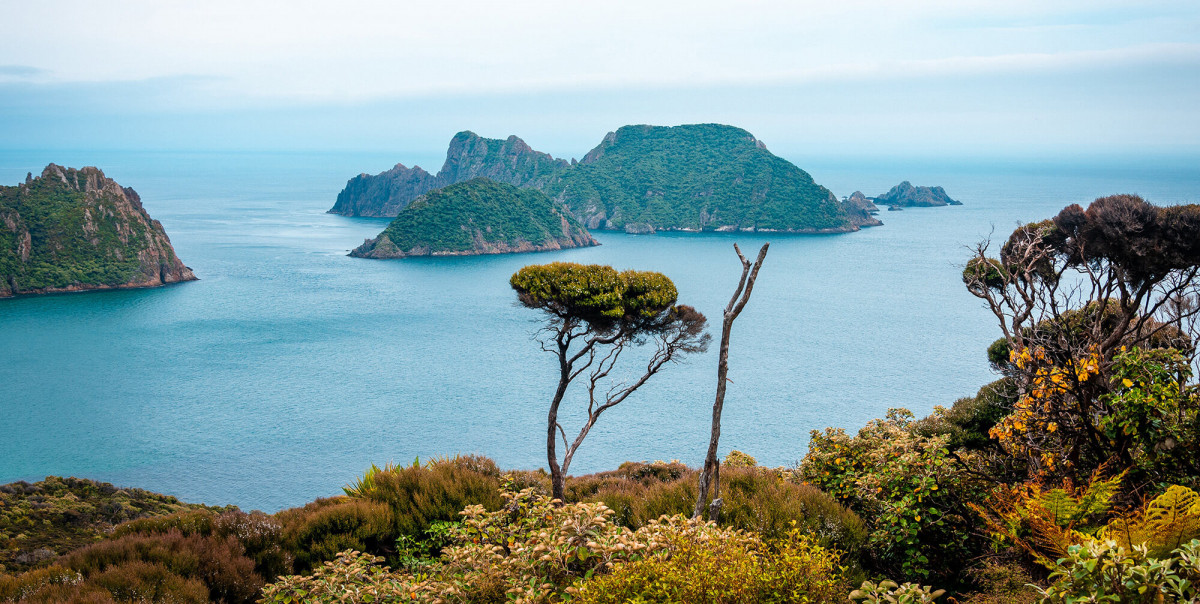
[349,178,597,259]
[331,123,882,234]
[0,164,196,298]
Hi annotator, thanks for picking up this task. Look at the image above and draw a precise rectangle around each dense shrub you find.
[1038,539,1200,603]
[0,529,262,603]
[62,530,263,603]
[567,461,866,553]
[573,526,847,603]
[802,409,986,582]
[277,498,396,571]
[113,509,292,580]
[263,486,855,604]
[915,379,1016,453]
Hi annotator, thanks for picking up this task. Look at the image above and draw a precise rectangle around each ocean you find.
[2,149,1197,512]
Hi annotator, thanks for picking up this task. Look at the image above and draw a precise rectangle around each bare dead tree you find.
[693,242,769,520]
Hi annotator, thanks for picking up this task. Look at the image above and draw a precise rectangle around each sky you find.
[1,0,1198,158]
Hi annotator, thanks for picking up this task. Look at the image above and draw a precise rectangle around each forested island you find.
[0,165,195,298]
[330,124,882,234]
[349,179,597,258]
[5,194,1200,603]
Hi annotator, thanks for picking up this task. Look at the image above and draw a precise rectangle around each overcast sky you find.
[2,0,1198,157]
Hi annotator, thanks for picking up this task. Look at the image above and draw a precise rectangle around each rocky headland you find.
[350,178,597,259]
[0,164,196,298]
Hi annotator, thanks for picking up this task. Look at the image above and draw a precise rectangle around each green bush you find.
[567,462,866,553]
[278,498,396,572]
[1038,539,1200,603]
[802,409,986,582]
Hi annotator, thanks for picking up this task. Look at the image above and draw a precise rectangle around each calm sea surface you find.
[2,149,1198,512]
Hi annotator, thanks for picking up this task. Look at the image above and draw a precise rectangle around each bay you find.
[1,149,1197,512]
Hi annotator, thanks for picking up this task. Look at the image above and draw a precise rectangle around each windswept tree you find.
[963,194,1200,481]
[511,262,710,502]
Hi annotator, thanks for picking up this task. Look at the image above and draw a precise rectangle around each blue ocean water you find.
[1,149,1197,512]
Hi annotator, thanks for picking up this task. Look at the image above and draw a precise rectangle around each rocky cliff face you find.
[0,164,196,298]
[329,131,570,217]
[874,181,961,208]
[350,178,597,259]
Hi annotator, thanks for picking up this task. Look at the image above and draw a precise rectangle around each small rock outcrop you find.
[844,191,880,214]
[1,164,196,298]
[350,178,597,259]
[874,181,961,208]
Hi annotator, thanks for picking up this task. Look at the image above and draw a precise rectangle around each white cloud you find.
[2,0,1196,101]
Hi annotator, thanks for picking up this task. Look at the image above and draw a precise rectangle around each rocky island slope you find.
[330,131,569,217]
[547,123,880,233]
[350,178,597,259]
[0,164,196,298]
[330,124,880,233]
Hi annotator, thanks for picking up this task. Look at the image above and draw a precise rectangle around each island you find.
[1,164,196,298]
[872,181,961,208]
[330,124,881,233]
[349,178,597,259]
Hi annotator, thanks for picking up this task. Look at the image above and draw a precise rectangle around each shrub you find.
[1038,539,1200,603]
[62,530,263,603]
[801,409,986,582]
[724,450,758,468]
[568,462,866,554]
[849,580,946,603]
[87,560,209,603]
[573,524,847,604]
[278,498,396,571]
[258,550,410,604]
[341,456,503,536]
[113,509,292,581]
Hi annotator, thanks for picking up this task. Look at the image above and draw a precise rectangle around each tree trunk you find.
[694,243,768,518]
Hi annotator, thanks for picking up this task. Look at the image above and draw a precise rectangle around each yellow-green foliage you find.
[509,263,678,327]
[573,525,847,604]
[567,462,866,552]
[257,550,411,604]
[724,450,757,468]
[1102,485,1200,558]
[849,580,946,604]
[262,485,853,604]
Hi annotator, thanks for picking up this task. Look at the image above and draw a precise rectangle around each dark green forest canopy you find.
[549,123,853,232]
[351,178,595,258]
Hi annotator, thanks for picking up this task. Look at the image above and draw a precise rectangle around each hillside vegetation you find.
[329,124,880,233]
[0,164,195,298]
[349,178,596,258]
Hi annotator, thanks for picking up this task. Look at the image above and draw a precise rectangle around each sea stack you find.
[0,164,196,298]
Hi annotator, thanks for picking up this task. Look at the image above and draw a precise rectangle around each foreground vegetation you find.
[3,194,1199,602]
